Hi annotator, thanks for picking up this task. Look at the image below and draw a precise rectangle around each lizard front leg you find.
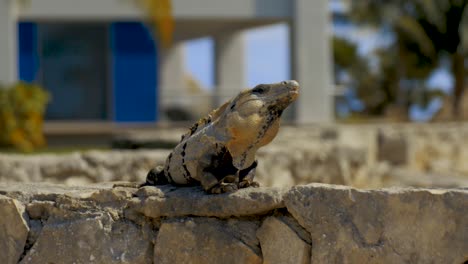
[200,170,238,194]
[198,163,239,194]
[198,149,240,194]
[238,160,260,188]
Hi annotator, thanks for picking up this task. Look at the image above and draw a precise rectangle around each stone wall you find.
[0,144,372,188]
[110,123,468,175]
[0,151,169,185]
[107,123,468,183]
[0,183,466,263]
[4,124,468,189]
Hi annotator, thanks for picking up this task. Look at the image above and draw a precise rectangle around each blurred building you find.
[0,0,332,128]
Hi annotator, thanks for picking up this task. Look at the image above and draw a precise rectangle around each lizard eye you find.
[252,85,267,95]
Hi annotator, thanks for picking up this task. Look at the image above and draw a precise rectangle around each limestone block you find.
[0,195,30,264]
[21,213,152,264]
[0,150,169,184]
[377,128,407,165]
[256,217,310,264]
[407,128,461,173]
[457,144,468,174]
[256,143,367,187]
[285,184,468,263]
[132,186,285,218]
[0,182,467,262]
[154,218,261,264]
[337,126,378,166]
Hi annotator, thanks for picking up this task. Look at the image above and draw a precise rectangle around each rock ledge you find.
[0,183,466,264]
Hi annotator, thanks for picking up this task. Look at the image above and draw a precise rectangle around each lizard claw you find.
[209,182,238,194]
[238,180,260,189]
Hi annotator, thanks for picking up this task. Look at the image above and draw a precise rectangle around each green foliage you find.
[351,47,401,116]
[344,0,468,118]
[333,39,444,118]
[333,37,358,69]
[0,82,50,152]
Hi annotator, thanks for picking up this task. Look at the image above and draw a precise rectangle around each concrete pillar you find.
[214,31,245,107]
[0,0,18,85]
[291,0,333,123]
[158,42,187,119]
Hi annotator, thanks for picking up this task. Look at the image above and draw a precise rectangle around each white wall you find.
[0,0,17,85]
[17,0,291,20]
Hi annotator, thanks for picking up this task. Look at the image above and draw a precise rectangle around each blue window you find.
[39,23,108,120]
[17,22,159,122]
[18,22,39,82]
[111,22,158,122]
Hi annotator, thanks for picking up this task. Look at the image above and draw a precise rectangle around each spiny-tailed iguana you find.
[144,80,299,194]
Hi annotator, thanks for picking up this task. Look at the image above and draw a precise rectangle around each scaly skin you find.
[144,80,299,194]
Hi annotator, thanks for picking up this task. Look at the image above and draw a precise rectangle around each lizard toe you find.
[250,181,260,188]
[222,183,238,193]
[209,186,223,194]
[209,183,238,194]
[239,180,260,188]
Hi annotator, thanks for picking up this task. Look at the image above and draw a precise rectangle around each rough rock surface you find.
[0,150,169,185]
[256,143,366,187]
[155,218,261,264]
[131,185,285,218]
[284,184,468,263]
[0,195,30,264]
[0,182,466,263]
[256,217,311,264]
[4,124,468,189]
[0,145,365,188]
[22,213,153,264]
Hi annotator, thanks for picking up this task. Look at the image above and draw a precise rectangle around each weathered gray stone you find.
[274,214,312,245]
[0,182,466,262]
[0,150,169,185]
[131,185,286,218]
[377,129,407,165]
[154,218,262,264]
[0,182,113,203]
[383,167,468,188]
[25,220,42,251]
[284,184,468,263]
[225,218,262,252]
[256,217,310,264]
[22,213,153,264]
[4,125,468,189]
[256,143,367,188]
[0,195,30,264]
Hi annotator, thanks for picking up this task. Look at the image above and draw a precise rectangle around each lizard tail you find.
[141,166,169,187]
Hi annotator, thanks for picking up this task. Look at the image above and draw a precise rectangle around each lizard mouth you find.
[289,85,300,100]
[274,83,299,105]
[282,85,300,103]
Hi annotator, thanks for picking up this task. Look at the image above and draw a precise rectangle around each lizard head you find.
[227,80,299,119]
[222,80,299,169]
[248,80,300,114]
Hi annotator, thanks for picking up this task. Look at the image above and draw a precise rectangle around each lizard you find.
[144,80,299,194]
